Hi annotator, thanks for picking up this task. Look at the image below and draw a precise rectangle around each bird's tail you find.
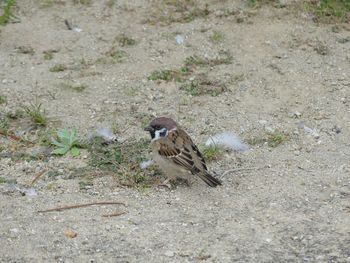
[197,171,222,187]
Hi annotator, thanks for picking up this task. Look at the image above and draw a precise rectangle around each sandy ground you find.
[1,0,350,262]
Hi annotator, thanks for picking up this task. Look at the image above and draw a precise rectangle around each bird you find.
[144,117,222,187]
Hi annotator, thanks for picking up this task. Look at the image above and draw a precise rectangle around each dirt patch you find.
[1,0,350,262]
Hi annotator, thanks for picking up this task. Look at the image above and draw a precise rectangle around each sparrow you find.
[144,117,222,187]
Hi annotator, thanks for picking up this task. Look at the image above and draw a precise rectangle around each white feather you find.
[140,160,154,169]
[95,127,116,142]
[205,131,249,152]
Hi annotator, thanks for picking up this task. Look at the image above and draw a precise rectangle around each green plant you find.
[24,103,47,127]
[60,83,87,92]
[116,34,136,46]
[210,31,224,43]
[246,131,289,148]
[148,67,190,82]
[146,1,209,25]
[201,144,224,161]
[0,0,15,25]
[49,64,67,72]
[43,50,54,60]
[180,76,226,96]
[73,0,91,5]
[267,132,288,147]
[0,95,6,104]
[51,128,80,156]
[314,41,329,55]
[306,0,350,23]
[88,137,158,187]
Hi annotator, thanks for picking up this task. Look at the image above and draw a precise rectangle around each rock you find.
[164,250,175,257]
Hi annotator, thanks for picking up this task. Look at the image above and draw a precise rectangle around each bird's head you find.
[144,117,177,140]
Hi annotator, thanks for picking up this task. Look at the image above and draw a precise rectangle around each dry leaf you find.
[64,229,77,238]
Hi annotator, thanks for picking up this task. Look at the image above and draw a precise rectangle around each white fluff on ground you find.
[95,127,116,142]
[205,131,249,152]
[140,160,154,169]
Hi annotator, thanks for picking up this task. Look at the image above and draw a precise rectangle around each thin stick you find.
[38,201,125,213]
[0,131,34,145]
[221,166,269,178]
[29,169,47,187]
[101,211,126,218]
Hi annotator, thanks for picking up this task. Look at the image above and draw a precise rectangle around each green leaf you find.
[52,147,69,155]
[70,147,80,157]
[51,138,65,148]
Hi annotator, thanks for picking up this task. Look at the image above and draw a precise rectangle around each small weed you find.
[0,114,10,133]
[116,34,136,47]
[184,51,233,68]
[184,55,208,67]
[148,70,173,81]
[60,83,87,92]
[0,0,15,26]
[180,75,226,96]
[24,103,47,127]
[0,95,7,104]
[246,131,289,148]
[88,137,157,187]
[0,176,17,184]
[267,132,288,147]
[73,0,91,5]
[51,128,80,157]
[210,31,224,43]
[109,50,127,62]
[37,129,56,146]
[40,0,54,8]
[43,50,57,60]
[16,46,35,55]
[97,48,127,64]
[337,36,350,44]
[305,0,350,23]
[148,68,189,82]
[79,180,93,190]
[248,0,278,8]
[314,41,329,55]
[201,144,224,162]
[49,64,67,72]
[232,73,245,83]
[146,1,209,25]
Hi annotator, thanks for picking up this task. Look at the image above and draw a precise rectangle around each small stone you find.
[64,229,77,238]
[10,228,19,233]
[164,250,175,257]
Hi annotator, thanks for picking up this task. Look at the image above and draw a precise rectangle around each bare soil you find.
[1,1,350,262]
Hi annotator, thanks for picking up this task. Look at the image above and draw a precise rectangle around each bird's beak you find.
[144,126,154,132]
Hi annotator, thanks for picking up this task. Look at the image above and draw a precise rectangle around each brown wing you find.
[154,128,221,187]
[156,129,197,173]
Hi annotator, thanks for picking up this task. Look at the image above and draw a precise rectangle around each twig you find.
[29,169,47,187]
[0,131,34,145]
[64,19,72,30]
[101,211,126,218]
[38,201,125,213]
[221,166,269,178]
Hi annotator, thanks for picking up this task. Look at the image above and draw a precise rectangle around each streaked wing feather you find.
[157,130,196,171]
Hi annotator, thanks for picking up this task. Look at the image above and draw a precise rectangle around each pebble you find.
[164,250,175,257]
[175,35,184,45]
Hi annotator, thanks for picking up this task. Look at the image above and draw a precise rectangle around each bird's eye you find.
[153,127,167,139]
[159,129,167,137]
